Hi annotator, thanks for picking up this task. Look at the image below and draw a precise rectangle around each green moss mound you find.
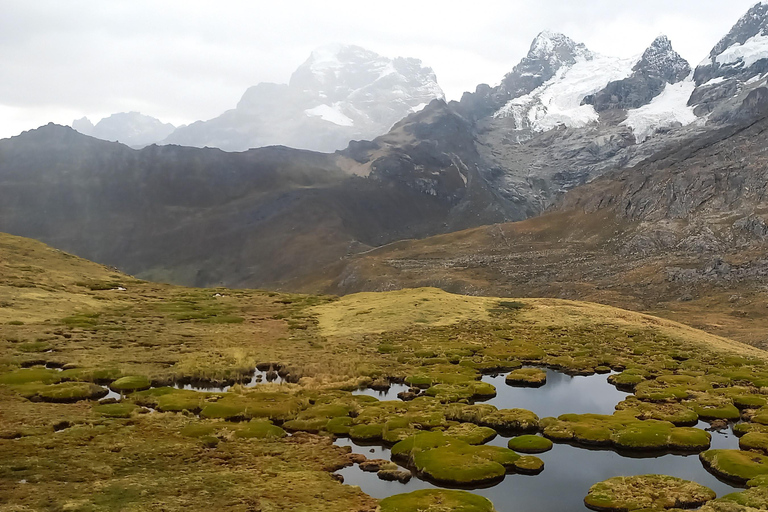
[425,381,497,403]
[391,431,525,486]
[109,375,151,393]
[615,397,699,426]
[445,403,539,433]
[233,420,286,439]
[543,411,710,452]
[0,368,61,385]
[585,475,715,511]
[740,432,768,455]
[93,403,139,418]
[505,368,546,387]
[700,449,768,484]
[700,486,768,512]
[414,445,507,485]
[28,382,108,402]
[199,392,306,421]
[380,489,496,512]
[507,435,553,453]
[444,423,497,445]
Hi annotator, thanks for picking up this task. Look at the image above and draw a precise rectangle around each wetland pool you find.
[338,368,742,512]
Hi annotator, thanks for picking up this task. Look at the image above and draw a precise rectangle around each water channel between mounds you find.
[342,368,742,512]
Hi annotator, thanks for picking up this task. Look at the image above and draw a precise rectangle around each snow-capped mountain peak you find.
[499,32,594,100]
[528,31,593,63]
[162,45,444,152]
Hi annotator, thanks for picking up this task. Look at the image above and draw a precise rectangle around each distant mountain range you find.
[72,45,443,152]
[3,1,768,302]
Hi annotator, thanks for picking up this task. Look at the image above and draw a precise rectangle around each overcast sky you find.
[0,0,760,139]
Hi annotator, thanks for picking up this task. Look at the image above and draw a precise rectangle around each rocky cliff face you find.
[162,45,444,153]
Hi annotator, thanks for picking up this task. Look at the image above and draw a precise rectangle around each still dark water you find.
[337,369,742,512]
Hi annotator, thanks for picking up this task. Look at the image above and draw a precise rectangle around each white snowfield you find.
[304,104,355,127]
[716,33,768,69]
[494,54,637,132]
[623,78,698,143]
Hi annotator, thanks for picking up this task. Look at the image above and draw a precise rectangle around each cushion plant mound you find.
[740,432,768,455]
[700,449,768,484]
[92,403,139,418]
[482,408,540,433]
[615,396,699,426]
[380,489,496,512]
[508,435,553,454]
[233,420,286,439]
[133,387,210,413]
[199,392,306,421]
[734,423,768,438]
[326,416,353,435]
[700,486,768,512]
[348,423,384,442]
[686,396,741,421]
[425,381,497,403]
[543,411,711,452]
[109,375,151,393]
[584,475,716,511]
[0,368,62,386]
[391,431,525,486]
[282,417,329,433]
[31,382,108,403]
[607,370,647,391]
[445,403,539,433]
[444,423,497,445]
[733,394,768,410]
[505,368,547,387]
[513,455,545,474]
[413,445,507,486]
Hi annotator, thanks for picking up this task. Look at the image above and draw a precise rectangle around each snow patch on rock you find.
[716,33,768,68]
[305,104,355,126]
[623,78,697,143]
[495,54,637,132]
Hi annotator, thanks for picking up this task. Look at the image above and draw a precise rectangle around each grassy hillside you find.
[3,232,768,511]
[311,209,768,349]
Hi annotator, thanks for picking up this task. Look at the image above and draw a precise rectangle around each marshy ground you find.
[3,233,768,511]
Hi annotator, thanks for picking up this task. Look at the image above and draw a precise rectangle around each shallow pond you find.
[336,368,743,512]
[172,369,285,392]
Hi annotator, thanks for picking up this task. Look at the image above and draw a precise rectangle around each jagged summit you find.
[634,35,691,83]
[500,32,593,98]
[527,31,593,62]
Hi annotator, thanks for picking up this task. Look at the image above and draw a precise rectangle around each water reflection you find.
[481,369,629,417]
[335,368,744,511]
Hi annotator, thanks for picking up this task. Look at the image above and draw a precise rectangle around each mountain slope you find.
[0,124,495,289]
[162,44,444,152]
[310,108,768,348]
